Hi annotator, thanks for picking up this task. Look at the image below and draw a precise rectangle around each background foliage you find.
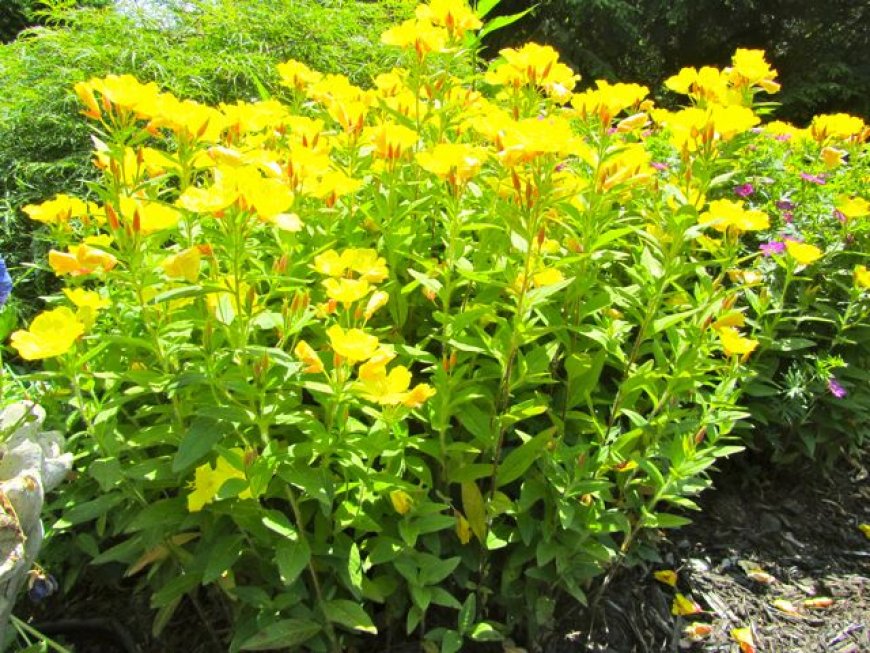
[485,0,870,123]
[0,0,413,309]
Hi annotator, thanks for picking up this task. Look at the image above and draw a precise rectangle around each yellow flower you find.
[187,449,252,513]
[403,383,436,408]
[314,248,387,282]
[810,113,865,142]
[712,312,746,330]
[220,99,290,135]
[314,250,346,277]
[150,95,227,142]
[357,363,414,405]
[344,249,389,283]
[699,199,769,234]
[305,170,362,205]
[10,307,85,360]
[119,195,181,234]
[63,288,109,329]
[327,325,379,363]
[836,196,869,220]
[531,268,564,288]
[49,243,117,277]
[571,80,649,124]
[485,43,579,100]
[176,173,239,214]
[276,59,323,92]
[653,570,678,587]
[23,194,92,225]
[785,240,823,265]
[821,146,846,168]
[79,74,162,116]
[716,326,758,357]
[853,265,870,289]
[380,18,449,59]
[728,48,779,93]
[416,143,486,185]
[365,122,418,162]
[235,171,295,220]
[595,144,653,191]
[161,247,202,283]
[415,0,482,37]
[389,489,414,515]
[294,340,324,374]
[364,290,390,320]
[323,278,371,305]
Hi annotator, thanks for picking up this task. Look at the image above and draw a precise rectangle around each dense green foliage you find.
[1,2,867,650]
[0,0,413,309]
[486,0,870,123]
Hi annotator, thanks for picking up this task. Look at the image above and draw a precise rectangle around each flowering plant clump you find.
[9,0,869,648]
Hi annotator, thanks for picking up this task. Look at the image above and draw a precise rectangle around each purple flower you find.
[782,211,794,224]
[776,199,794,211]
[0,256,12,307]
[775,133,791,142]
[800,172,826,185]
[734,183,754,198]
[759,241,785,256]
[827,378,847,399]
[833,209,847,223]
[651,162,669,171]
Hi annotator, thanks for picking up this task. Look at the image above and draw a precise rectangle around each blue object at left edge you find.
[0,255,12,306]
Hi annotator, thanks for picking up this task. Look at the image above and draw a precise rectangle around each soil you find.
[548,451,870,653]
[16,452,870,653]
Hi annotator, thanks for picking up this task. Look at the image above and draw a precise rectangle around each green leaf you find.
[652,308,697,334]
[479,5,535,39]
[239,619,322,650]
[172,418,228,473]
[565,350,606,409]
[275,539,310,586]
[461,481,487,544]
[770,337,816,352]
[203,535,244,584]
[469,621,503,641]
[441,629,463,653]
[347,542,363,594]
[89,458,123,492]
[475,0,501,18]
[458,594,476,635]
[261,510,297,538]
[322,599,378,635]
[57,493,124,528]
[495,429,552,488]
[639,246,663,279]
[150,572,200,608]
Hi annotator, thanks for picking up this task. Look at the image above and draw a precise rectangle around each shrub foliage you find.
[4,0,869,650]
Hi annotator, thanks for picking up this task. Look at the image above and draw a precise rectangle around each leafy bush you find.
[0,0,414,307]
[6,0,869,650]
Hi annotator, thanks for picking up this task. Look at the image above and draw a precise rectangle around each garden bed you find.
[20,451,869,652]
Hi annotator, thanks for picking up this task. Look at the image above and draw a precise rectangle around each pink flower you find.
[827,378,847,399]
[734,183,754,198]
[759,240,785,256]
[800,172,826,185]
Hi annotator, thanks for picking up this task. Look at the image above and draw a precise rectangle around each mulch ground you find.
[18,451,870,652]
[550,451,870,653]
